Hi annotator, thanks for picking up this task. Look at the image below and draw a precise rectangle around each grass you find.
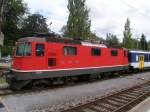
[0,77,6,84]
[0,65,9,84]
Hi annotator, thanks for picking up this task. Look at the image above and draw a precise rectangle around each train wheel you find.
[32,79,50,89]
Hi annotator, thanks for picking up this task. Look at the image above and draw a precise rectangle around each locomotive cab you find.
[6,37,49,90]
[12,38,46,71]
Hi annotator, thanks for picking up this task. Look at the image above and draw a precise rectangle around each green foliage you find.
[0,77,6,84]
[140,34,148,50]
[106,33,120,48]
[1,45,13,56]
[60,25,68,37]
[20,13,49,37]
[123,18,133,49]
[122,19,148,51]
[1,1,49,56]
[148,41,150,51]
[66,0,91,39]
[131,38,139,50]
[0,0,9,30]
[2,0,27,55]
[3,0,27,46]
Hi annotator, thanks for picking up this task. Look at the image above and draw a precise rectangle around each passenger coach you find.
[129,50,150,70]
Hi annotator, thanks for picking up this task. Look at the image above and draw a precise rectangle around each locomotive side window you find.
[36,44,45,56]
[16,43,31,56]
[111,50,118,56]
[91,48,101,56]
[64,46,77,56]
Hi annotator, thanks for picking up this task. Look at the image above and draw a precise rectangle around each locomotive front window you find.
[16,43,32,56]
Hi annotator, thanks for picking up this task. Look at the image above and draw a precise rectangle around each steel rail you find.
[61,81,150,112]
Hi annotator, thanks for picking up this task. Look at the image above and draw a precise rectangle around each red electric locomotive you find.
[6,33,129,90]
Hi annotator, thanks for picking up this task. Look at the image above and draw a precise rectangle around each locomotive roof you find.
[18,36,81,44]
[18,36,108,48]
[18,37,46,42]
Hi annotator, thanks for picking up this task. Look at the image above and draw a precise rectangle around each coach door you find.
[139,55,144,70]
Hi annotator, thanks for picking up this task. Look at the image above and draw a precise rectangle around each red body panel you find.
[12,42,129,71]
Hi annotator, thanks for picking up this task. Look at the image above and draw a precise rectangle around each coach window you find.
[91,48,101,56]
[145,55,149,61]
[111,50,118,56]
[64,46,77,56]
[36,44,45,56]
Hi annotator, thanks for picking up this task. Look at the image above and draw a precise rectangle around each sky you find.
[23,0,150,41]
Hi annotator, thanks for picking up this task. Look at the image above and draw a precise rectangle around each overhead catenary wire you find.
[119,0,150,20]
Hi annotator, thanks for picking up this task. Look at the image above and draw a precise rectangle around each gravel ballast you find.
[1,72,150,112]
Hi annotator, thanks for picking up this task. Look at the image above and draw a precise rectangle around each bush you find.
[1,45,13,56]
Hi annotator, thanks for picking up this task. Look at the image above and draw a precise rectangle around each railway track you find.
[61,81,150,112]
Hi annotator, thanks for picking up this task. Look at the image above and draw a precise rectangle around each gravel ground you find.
[1,72,150,112]
[0,108,7,112]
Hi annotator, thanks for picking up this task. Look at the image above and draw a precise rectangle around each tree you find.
[140,34,148,50]
[106,33,120,48]
[60,25,68,37]
[131,38,140,50]
[0,0,9,58]
[66,0,91,39]
[148,41,150,51]
[2,0,27,56]
[0,0,9,40]
[122,18,133,49]
[3,0,27,45]
[21,13,49,37]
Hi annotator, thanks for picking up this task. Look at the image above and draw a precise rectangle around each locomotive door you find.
[34,43,46,69]
[139,55,144,70]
